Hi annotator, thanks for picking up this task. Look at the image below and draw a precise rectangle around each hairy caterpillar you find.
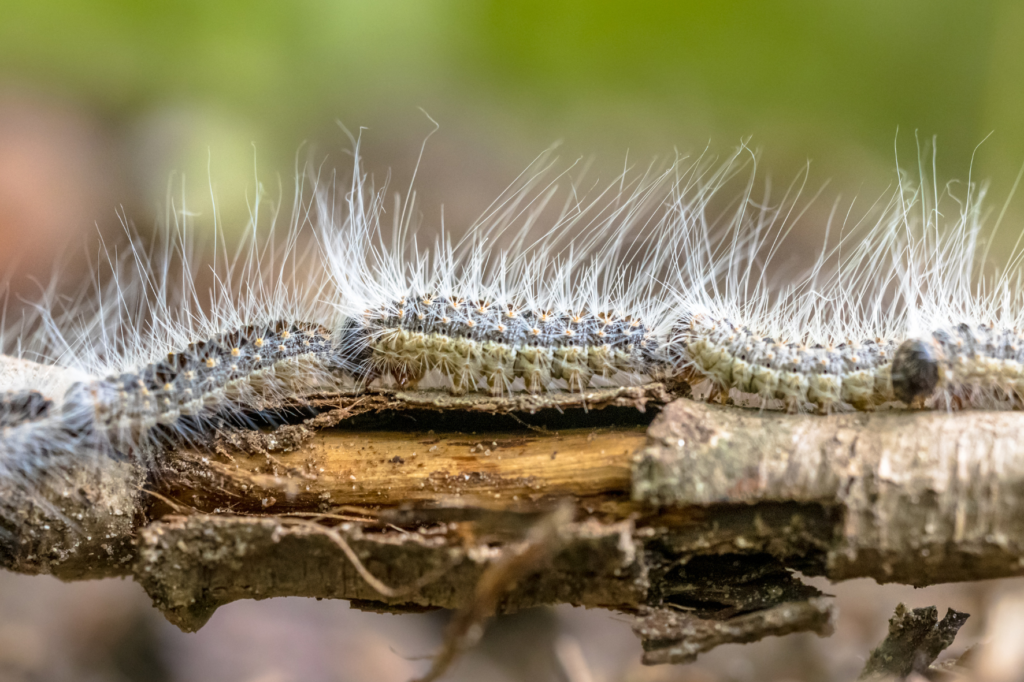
[1,135,1022,526]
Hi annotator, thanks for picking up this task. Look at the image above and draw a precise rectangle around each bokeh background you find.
[4,2,1024,680]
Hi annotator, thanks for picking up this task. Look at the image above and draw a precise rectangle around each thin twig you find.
[411,503,573,682]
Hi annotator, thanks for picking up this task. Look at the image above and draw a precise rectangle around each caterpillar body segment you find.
[60,320,341,447]
[341,293,664,396]
[673,312,899,413]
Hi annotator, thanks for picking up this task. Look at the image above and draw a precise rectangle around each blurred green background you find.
[3,0,1024,271]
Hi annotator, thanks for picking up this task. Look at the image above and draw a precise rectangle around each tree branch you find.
[4,386,1024,666]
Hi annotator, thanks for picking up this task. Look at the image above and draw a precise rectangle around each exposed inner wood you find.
[159,424,645,515]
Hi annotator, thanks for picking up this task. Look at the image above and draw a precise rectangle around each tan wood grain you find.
[164,425,645,513]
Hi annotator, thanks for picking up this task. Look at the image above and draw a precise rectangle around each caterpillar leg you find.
[701,381,731,406]
[486,372,513,397]
[515,346,553,394]
[448,371,473,396]
[390,366,424,391]
[553,347,592,393]
[703,382,721,404]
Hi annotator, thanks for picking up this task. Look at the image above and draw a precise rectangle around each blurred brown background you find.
[3,1,1024,680]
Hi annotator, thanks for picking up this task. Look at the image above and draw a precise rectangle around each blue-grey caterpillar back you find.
[344,296,661,395]
[671,313,900,412]
[73,321,335,440]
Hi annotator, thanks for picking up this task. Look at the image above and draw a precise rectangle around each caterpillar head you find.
[890,338,941,405]
[0,390,53,429]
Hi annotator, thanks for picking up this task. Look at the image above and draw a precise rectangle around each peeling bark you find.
[635,598,835,665]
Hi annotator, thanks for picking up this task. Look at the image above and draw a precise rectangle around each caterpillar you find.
[2,136,1023,501]
[322,140,687,400]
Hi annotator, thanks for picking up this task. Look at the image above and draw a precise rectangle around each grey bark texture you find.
[635,400,1024,585]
